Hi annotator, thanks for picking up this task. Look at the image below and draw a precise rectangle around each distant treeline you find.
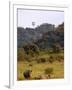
[17,22,64,50]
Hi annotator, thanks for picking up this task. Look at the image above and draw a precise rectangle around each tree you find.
[23,45,30,55]
[52,43,61,53]
[23,43,40,56]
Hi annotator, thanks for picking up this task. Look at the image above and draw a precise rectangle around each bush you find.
[56,55,64,62]
[29,50,35,57]
[23,43,40,56]
[37,57,46,63]
[48,56,54,63]
[45,67,53,75]
[52,44,61,53]
[29,63,33,67]
[40,58,46,63]
[45,67,53,78]
[17,48,25,61]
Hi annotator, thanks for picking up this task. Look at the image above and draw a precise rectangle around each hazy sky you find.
[17,9,64,28]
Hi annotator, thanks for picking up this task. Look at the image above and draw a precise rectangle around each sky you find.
[17,9,64,28]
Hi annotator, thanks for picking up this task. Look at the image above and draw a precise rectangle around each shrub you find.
[30,44,40,55]
[45,67,53,74]
[56,55,64,62]
[17,48,25,61]
[48,56,54,63]
[37,57,46,63]
[29,63,33,67]
[23,43,40,56]
[40,58,46,63]
[52,43,61,53]
[45,67,53,78]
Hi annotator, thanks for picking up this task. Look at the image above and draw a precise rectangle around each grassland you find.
[17,51,64,80]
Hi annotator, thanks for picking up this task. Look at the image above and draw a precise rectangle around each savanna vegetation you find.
[17,22,64,80]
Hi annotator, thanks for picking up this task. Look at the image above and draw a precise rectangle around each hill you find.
[17,22,64,50]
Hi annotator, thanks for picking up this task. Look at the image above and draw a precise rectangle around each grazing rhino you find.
[23,70,32,80]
